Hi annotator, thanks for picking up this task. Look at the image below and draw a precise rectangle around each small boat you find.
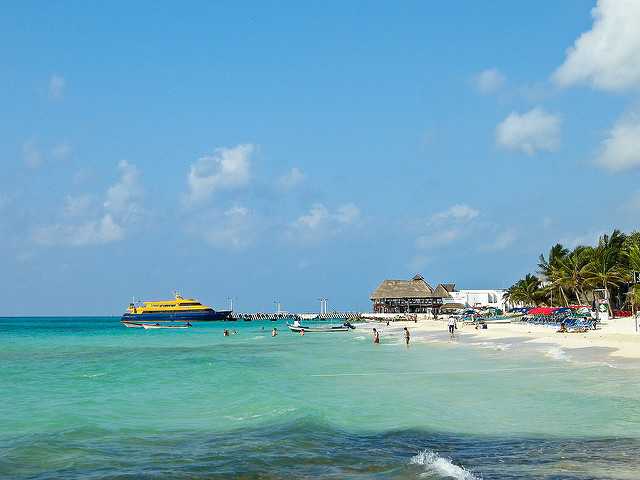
[286,319,354,333]
[121,321,145,328]
[141,323,193,329]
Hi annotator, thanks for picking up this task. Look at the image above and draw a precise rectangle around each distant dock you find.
[229,312,362,321]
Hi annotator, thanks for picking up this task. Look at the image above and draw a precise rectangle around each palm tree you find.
[584,246,627,311]
[504,274,544,307]
[553,246,591,305]
[625,242,640,276]
[599,229,627,253]
[622,243,640,311]
[537,243,569,279]
[537,244,569,306]
[521,230,640,313]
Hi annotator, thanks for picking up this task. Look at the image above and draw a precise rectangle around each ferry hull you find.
[121,310,231,322]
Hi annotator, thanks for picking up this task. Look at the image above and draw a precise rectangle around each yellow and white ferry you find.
[120,292,231,327]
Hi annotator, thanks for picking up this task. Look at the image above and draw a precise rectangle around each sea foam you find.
[542,345,571,362]
[410,450,481,480]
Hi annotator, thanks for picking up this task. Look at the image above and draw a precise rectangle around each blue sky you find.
[2,0,640,316]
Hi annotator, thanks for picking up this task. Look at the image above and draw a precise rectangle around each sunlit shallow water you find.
[1,318,639,479]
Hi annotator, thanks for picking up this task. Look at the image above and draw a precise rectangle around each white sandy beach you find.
[366,315,640,365]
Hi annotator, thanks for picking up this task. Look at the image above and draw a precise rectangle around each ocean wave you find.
[477,341,511,351]
[220,406,298,422]
[542,346,571,362]
[81,372,106,377]
[410,450,481,480]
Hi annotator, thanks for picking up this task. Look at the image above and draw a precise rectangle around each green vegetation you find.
[505,230,640,310]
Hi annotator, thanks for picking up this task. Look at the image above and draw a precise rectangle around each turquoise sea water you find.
[1,317,639,479]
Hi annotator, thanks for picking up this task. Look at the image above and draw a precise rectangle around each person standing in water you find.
[448,316,457,338]
[272,328,277,337]
[373,328,379,344]
[404,327,410,346]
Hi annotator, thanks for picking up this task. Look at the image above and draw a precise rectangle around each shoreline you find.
[366,316,640,367]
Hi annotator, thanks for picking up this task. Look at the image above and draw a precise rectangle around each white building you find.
[446,289,508,312]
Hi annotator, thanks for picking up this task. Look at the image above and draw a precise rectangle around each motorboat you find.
[141,323,193,329]
[121,292,231,322]
[286,319,355,333]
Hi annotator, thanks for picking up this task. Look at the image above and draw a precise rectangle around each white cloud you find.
[495,107,562,155]
[477,230,516,252]
[182,144,254,206]
[103,160,144,222]
[274,167,306,193]
[286,202,362,244]
[517,81,553,103]
[474,68,506,94]
[60,194,97,218]
[593,109,640,172]
[334,203,360,224]
[203,225,252,250]
[416,229,463,249]
[201,205,256,250]
[410,255,431,272]
[561,230,603,249]
[225,204,249,216]
[32,214,124,246]
[51,140,72,162]
[72,167,95,185]
[31,161,145,247]
[22,137,73,168]
[416,204,479,249]
[552,0,640,92]
[434,204,479,220]
[46,73,66,101]
[294,203,330,229]
[22,137,42,168]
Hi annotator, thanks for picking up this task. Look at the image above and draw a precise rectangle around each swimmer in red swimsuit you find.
[373,328,379,344]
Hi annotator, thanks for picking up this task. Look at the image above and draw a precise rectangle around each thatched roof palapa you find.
[433,284,454,297]
[370,274,452,300]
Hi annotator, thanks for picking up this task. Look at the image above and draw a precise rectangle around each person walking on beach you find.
[448,317,457,338]
[373,328,379,344]
[404,327,410,346]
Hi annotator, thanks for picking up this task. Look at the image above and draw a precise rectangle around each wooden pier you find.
[229,312,362,321]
